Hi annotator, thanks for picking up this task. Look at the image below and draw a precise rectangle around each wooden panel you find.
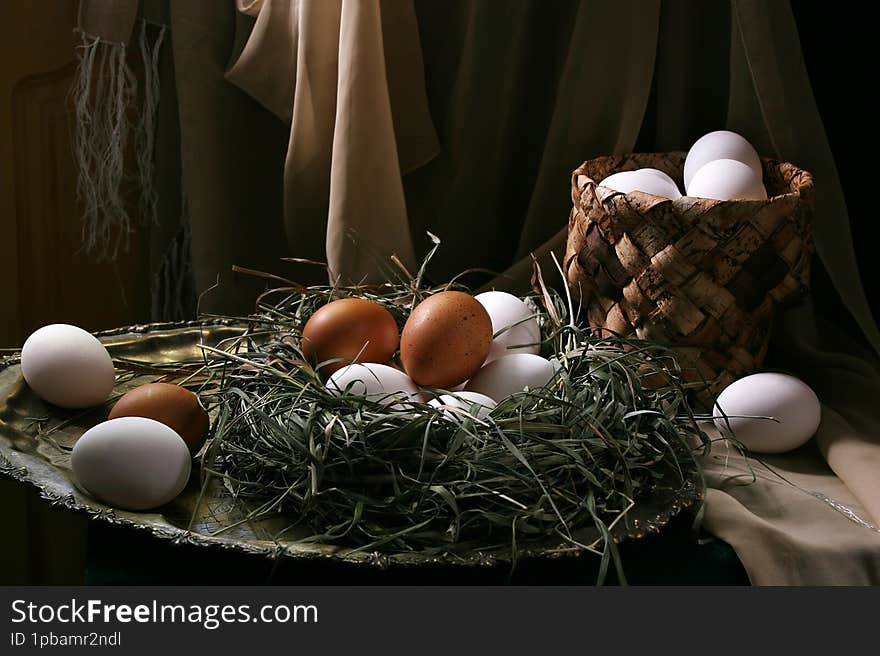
[0,0,150,346]
[0,1,76,347]
[11,64,151,337]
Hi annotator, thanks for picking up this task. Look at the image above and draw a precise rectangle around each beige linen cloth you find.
[55,0,880,583]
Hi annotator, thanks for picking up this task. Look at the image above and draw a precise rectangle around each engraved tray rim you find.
[0,320,704,569]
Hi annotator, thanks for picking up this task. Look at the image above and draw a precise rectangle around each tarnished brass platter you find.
[0,321,702,568]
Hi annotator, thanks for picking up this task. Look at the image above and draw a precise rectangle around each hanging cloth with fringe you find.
[76,0,196,321]
[74,0,166,258]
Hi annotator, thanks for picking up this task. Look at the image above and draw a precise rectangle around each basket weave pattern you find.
[564,151,815,402]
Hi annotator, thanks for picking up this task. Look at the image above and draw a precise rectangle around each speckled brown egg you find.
[400,291,492,388]
[301,298,399,376]
[108,382,209,456]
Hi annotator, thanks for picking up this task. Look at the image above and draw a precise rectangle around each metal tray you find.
[0,320,703,569]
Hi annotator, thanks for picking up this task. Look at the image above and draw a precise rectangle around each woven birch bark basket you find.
[564,151,815,406]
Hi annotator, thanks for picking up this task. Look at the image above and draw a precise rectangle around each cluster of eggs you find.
[300,292,824,453]
[302,291,554,418]
[599,130,768,201]
[20,324,209,511]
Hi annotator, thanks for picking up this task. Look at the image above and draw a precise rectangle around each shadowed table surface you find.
[85,511,748,586]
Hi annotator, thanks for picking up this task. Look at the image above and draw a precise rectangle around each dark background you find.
[793,3,877,324]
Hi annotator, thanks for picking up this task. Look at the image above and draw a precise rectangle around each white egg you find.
[71,417,191,510]
[325,363,420,405]
[475,291,542,363]
[598,170,682,200]
[465,353,555,402]
[639,167,677,183]
[632,168,683,198]
[686,159,768,201]
[429,391,497,420]
[21,323,116,409]
[713,372,821,454]
[683,130,763,190]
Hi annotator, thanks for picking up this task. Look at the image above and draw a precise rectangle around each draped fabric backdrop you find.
[38,0,880,583]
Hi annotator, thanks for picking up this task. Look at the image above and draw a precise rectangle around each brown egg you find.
[108,383,209,456]
[400,291,493,388]
[301,298,399,376]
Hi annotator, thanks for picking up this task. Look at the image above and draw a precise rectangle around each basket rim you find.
[572,151,814,206]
